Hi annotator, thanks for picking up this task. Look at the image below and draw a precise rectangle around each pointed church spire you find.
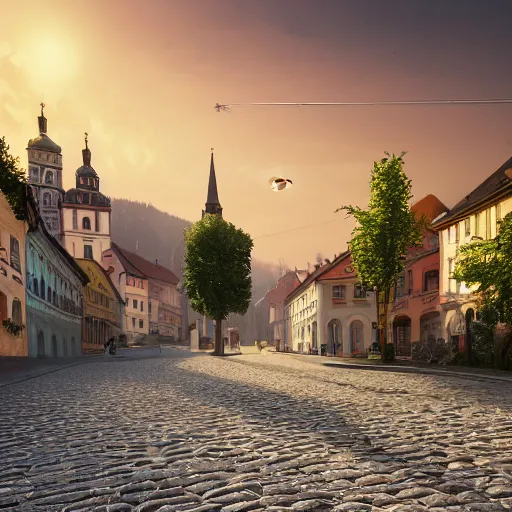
[38,102,47,134]
[82,132,91,166]
[203,148,223,217]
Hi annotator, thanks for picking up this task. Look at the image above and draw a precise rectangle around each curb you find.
[322,362,512,383]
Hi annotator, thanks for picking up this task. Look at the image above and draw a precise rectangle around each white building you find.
[26,104,64,239]
[432,156,512,354]
[285,252,377,356]
[61,134,112,261]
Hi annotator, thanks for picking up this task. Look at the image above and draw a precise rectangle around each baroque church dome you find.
[27,104,62,154]
[63,133,111,207]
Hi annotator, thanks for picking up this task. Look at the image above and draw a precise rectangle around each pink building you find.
[389,194,449,358]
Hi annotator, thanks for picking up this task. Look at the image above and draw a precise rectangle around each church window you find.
[84,245,93,259]
[11,298,22,326]
[73,209,78,229]
[30,167,39,182]
[45,171,54,185]
[95,211,100,232]
[82,217,91,230]
[43,192,50,206]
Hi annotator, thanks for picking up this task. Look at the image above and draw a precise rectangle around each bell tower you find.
[26,103,64,239]
[202,150,223,218]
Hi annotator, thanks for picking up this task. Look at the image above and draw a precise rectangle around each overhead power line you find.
[215,98,512,112]
[253,218,338,241]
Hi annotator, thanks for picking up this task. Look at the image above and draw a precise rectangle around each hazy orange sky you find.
[1,0,511,268]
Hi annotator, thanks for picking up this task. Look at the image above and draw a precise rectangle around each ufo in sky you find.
[270,177,293,192]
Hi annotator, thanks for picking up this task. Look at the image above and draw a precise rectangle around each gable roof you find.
[432,156,512,229]
[75,258,125,304]
[265,270,304,304]
[285,250,351,304]
[411,194,448,222]
[110,242,179,285]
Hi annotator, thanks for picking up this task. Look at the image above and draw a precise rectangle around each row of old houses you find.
[264,155,512,360]
[0,106,183,358]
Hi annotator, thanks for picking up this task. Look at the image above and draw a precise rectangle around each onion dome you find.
[27,103,62,154]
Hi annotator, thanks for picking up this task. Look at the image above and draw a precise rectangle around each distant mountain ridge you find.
[110,198,281,342]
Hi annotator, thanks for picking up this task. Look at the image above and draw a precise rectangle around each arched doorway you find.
[393,316,412,358]
[350,320,364,354]
[465,308,475,364]
[37,331,45,358]
[52,335,58,357]
[327,319,342,356]
[311,321,318,354]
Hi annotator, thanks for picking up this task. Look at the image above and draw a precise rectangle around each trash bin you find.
[320,344,327,356]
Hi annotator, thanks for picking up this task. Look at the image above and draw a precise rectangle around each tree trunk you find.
[214,317,224,356]
[381,288,390,363]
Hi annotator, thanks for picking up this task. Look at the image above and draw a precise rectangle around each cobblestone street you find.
[1,350,512,511]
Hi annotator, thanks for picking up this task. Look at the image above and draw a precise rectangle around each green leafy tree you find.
[336,152,424,361]
[0,136,27,219]
[454,212,512,325]
[182,214,253,355]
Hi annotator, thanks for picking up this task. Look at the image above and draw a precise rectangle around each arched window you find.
[45,171,54,185]
[350,320,364,353]
[43,192,51,206]
[12,299,22,326]
[82,217,91,230]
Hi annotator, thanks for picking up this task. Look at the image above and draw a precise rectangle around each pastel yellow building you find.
[75,258,124,353]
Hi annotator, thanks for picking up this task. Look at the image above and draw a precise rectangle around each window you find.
[45,171,54,184]
[95,211,100,232]
[139,319,144,329]
[126,276,135,286]
[43,192,51,206]
[84,245,93,259]
[332,285,345,299]
[424,269,439,292]
[10,236,20,273]
[455,223,459,243]
[40,278,46,300]
[138,280,144,289]
[485,208,491,239]
[148,301,152,314]
[132,317,136,328]
[475,213,481,237]
[82,193,90,204]
[30,167,39,182]
[0,292,7,323]
[133,299,138,309]
[354,283,367,299]
[497,203,502,227]
[140,301,144,312]
[47,286,51,302]
[33,277,39,296]
[464,218,471,239]
[395,273,405,298]
[72,210,78,230]
[11,299,22,326]
[126,298,129,308]
[407,270,413,295]
[82,217,91,230]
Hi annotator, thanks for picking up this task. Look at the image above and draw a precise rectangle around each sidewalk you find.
[277,352,512,383]
[0,346,165,388]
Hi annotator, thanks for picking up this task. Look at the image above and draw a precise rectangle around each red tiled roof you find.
[411,194,448,222]
[317,253,354,281]
[266,271,302,304]
[111,243,179,285]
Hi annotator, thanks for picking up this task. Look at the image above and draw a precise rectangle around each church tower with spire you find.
[26,103,64,239]
[61,133,112,261]
[202,151,223,218]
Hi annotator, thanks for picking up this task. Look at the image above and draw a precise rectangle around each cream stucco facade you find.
[0,192,28,356]
[285,253,377,356]
[437,198,512,344]
[61,206,111,261]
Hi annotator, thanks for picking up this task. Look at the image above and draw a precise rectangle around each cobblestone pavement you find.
[1,351,512,511]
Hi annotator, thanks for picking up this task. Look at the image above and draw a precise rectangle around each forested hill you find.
[110,198,281,341]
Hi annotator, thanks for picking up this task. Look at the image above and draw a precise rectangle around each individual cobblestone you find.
[0,352,511,511]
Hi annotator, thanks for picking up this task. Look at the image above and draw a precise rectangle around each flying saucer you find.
[270,177,293,192]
